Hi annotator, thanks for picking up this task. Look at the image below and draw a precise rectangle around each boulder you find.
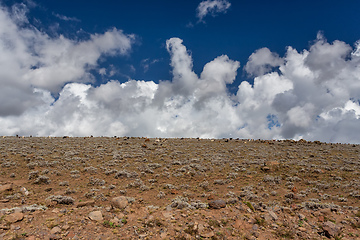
[6,212,24,223]
[76,200,95,208]
[0,184,13,193]
[111,196,128,209]
[208,199,226,209]
[50,226,61,234]
[322,221,342,238]
[88,211,103,222]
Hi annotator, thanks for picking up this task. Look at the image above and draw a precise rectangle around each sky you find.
[1,0,360,142]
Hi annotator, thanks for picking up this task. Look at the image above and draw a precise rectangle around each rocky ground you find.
[0,136,359,240]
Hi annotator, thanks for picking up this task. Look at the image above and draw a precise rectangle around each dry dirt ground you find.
[0,136,359,240]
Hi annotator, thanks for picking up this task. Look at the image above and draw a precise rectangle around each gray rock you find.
[50,226,61,234]
[111,196,128,209]
[208,199,226,209]
[46,195,74,205]
[76,200,95,208]
[88,210,103,222]
[268,210,278,221]
[322,221,342,238]
[252,224,259,231]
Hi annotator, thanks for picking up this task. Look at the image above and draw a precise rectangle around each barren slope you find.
[0,137,359,239]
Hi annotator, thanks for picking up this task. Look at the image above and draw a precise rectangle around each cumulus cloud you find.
[0,3,134,116]
[244,48,284,76]
[1,3,360,143]
[196,0,231,22]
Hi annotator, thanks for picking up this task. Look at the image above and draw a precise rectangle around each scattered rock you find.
[46,195,74,205]
[20,186,29,196]
[268,210,278,221]
[200,230,215,238]
[50,226,61,234]
[48,234,60,240]
[0,137,359,239]
[76,200,95,208]
[207,194,215,200]
[62,224,70,231]
[208,199,226,209]
[322,221,342,238]
[6,212,24,223]
[111,196,129,209]
[0,183,13,192]
[298,227,307,232]
[88,210,103,222]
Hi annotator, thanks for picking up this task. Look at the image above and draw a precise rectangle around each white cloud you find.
[1,4,360,143]
[244,48,284,76]
[0,3,135,117]
[11,3,29,24]
[196,0,231,22]
[53,13,80,22]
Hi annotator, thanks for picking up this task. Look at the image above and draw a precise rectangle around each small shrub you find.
[47,195,74,205]
[34,175,50,184]
[244,201,255,212]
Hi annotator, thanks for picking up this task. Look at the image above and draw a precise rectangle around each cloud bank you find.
[196,0,231,22]
[1,5,360,143]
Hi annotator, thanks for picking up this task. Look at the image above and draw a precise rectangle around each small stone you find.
[170,189,179,194]
[6,212,24,223]
[252,224,259,231]
[207,194,215,200]
[76,200,95,208]
[111,196,128,209]
[264,214,272,222]
[268,210,278,221]
[200,230,215,238]
[45,199,57,207]
[282,207,292,214]
[48,234,60,240]
[320,208,332,216]
[0,183,13,193]
[260,166,270,172]
[50,226,61,234]
[10,225,20,230]
[208,200,226,209]
[298,227,307,232]
[88,211,103,222]
[62,225,70,230]
[322,221,342,238]
[20,187,30,196]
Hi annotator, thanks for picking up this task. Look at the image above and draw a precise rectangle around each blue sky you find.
[1,0,360,142]
[4,0,360,88]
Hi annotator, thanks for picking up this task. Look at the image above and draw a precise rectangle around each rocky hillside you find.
[0,136,359,239]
